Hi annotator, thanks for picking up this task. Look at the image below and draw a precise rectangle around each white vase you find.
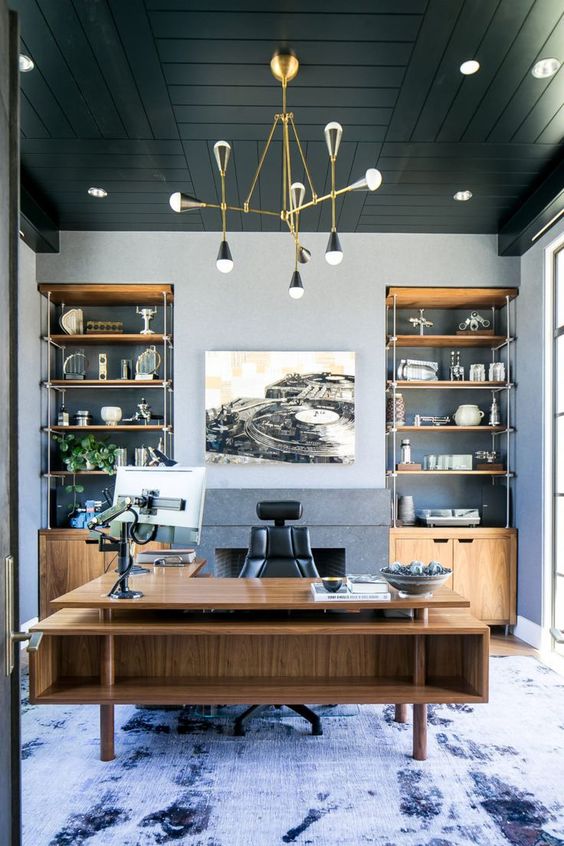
[101,406,122,426]
[453,404,484,426]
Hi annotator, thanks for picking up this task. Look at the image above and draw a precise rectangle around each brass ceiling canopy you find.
[169,51,383,298]
[270,50,299,84]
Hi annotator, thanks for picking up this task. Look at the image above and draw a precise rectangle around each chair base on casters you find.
[234,704,323,736]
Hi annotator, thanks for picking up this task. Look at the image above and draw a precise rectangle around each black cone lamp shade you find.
[289,270,304,299]
[325,230,343,265]
[216,239,234,273]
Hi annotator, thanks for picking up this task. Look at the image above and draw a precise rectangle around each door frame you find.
[1,5,22,845]
[544,230,564,663]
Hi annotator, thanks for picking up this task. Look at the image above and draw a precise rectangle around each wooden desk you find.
[30,572,489,762]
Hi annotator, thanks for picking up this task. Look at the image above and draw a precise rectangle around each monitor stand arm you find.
[107,519,144,601]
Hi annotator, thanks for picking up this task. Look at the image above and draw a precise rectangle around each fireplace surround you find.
[197,488,391,576]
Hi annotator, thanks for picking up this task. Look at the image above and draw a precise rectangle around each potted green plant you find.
[53,433,119,493]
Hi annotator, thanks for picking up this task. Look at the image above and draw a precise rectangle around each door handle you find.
[457,539,474,544]
[4,555,43,677]
[433,539,449,544]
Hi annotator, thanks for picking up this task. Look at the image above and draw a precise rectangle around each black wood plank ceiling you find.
[9,0,564,244]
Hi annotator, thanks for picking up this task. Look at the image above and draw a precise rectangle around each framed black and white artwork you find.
[205,351,355,464]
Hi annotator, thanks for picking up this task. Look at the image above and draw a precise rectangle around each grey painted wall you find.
[18,239,40,624]
[37,230,519,490]
[516,217,564,626]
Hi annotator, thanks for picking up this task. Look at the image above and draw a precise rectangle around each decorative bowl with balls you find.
[379,560,452,598]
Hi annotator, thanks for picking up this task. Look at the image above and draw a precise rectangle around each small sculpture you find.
[488,395,501,427]
[123,397,153,424]
[449,350,464,381]
[458,311,491,332]
[409,308,434,335]
[136,306,157,335]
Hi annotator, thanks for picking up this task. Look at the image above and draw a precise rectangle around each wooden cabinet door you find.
[452,537,511,624]
[391,537,453,589]
[39,531,108,619]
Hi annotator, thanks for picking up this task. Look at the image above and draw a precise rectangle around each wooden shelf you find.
[386,287,518,309]
[45,425,169,432]
[388,426,510,432]
[46,333,170,345]
[388,470,511,476]
[34,675,483,706]
[389,335,510,348]
[44,470,110,477]
[34,607,490,636]
[38,283,173,306]
[45,380,170,389]
[388,380,511,390]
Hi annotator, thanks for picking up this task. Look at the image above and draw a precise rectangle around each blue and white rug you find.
[22,657,564,846]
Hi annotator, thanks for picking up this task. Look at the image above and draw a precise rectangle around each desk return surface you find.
[31,571,489,762]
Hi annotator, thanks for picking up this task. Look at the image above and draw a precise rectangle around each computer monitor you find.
[111,466,206,546]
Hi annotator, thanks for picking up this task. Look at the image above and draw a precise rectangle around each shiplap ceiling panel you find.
[11,0,563,234]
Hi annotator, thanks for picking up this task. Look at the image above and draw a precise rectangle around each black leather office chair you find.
[235,501,322,736]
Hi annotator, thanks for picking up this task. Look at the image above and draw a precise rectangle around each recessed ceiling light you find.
[531,57,561,79]
[88,187,108,198]
[19,54,34,72]
[460,60,480,76]
[453,190,472,202]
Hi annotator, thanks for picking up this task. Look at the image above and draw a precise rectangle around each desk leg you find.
[412,634,427,760]
[100,611,115,761]
[394,704,408,723]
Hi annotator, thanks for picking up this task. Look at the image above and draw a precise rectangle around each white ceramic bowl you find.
[101,406,122,426]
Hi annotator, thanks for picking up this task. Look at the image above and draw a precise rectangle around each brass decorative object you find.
[86,320,123,334]
[135,345,161,381]
[63,350,88,380]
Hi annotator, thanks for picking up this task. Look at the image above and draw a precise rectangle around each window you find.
[553,246,564,655]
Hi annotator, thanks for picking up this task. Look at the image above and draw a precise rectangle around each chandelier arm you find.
[291,183,353,216]
[205,202,281,218]
[283,119,294,220]
[289,115,317,201]
[245,114,281,209]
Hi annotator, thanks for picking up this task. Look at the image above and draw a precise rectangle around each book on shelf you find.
[346,574,389,594]
[310,583,391,602]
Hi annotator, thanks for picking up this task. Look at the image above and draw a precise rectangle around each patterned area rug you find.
[21,657,564,846]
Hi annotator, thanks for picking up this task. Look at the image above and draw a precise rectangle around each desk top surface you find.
[50,568,470,611]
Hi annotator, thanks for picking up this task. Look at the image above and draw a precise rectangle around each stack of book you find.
[310,574,391,602]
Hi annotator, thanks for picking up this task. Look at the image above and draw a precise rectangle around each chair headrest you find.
[256,501,303,524]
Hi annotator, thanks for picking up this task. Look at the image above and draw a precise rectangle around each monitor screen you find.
[111,466,206,545]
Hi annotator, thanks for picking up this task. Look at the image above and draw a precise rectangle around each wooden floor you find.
[489,629,538,657]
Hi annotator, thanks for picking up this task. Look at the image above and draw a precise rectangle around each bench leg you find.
[413,703,427,760]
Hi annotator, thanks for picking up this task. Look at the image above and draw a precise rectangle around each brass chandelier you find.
[169,50,383,298]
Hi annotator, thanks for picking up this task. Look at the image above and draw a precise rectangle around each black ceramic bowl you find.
[321,577,343,593]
